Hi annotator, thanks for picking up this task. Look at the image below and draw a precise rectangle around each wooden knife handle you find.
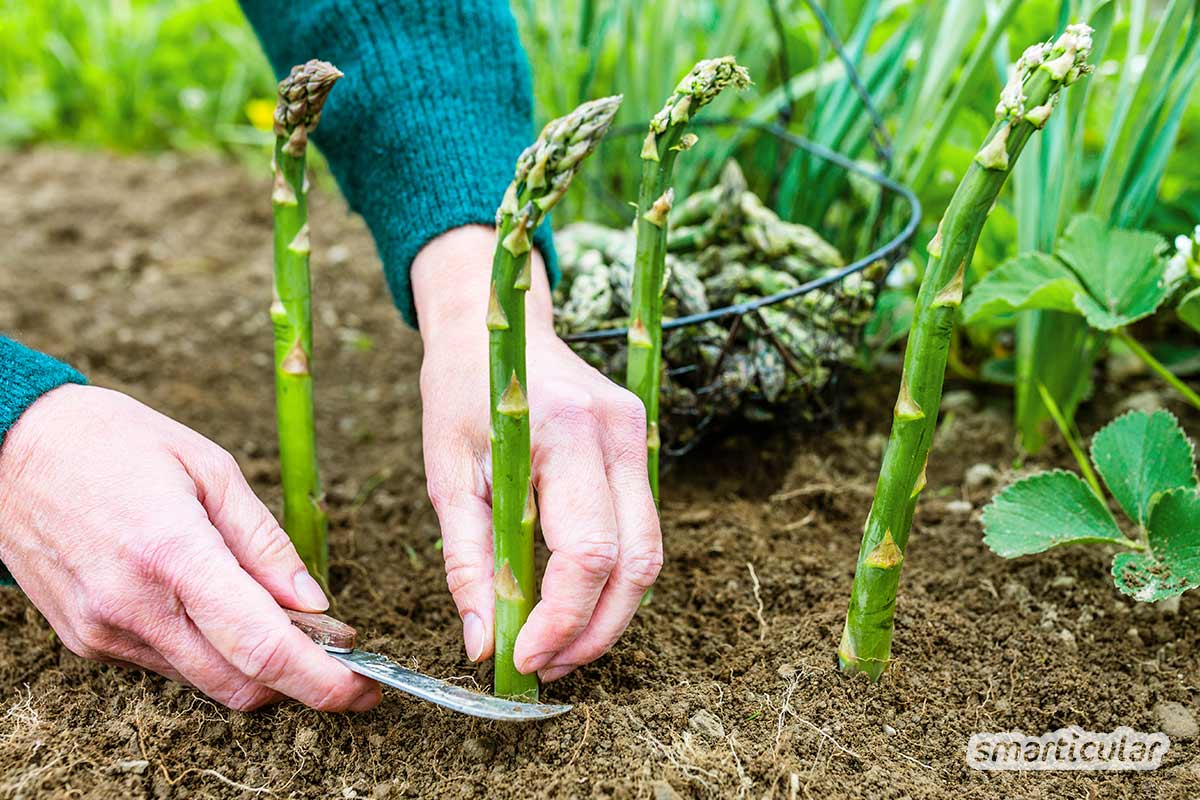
[286,609,358,652]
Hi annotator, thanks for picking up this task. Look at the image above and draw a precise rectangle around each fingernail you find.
[522,650,556,674]
[293,571,329,612]
[350,687,381,712]
[539,664,575,683]
[463,613,484,662]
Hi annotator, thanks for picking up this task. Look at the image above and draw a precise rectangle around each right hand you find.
[0,383,380,712]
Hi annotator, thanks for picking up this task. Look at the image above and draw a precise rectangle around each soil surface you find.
[2,148,1200,799]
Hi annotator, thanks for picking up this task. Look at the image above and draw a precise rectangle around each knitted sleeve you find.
[0,336,88,586]
[238,0,557,327]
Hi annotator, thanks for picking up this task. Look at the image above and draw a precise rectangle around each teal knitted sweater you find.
[0,0,553,584]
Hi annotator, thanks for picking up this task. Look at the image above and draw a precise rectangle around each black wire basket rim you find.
[561,116,923,344]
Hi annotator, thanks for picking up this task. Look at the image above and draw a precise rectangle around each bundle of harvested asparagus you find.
[553,160,883,447]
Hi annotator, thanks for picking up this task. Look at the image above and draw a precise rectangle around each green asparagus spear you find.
[270,60,342,583]
[626,57,750,504]
[490,95,622,700]
[839,26,1094,680]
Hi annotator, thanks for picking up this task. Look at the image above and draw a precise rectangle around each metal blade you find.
[332,649,572,722]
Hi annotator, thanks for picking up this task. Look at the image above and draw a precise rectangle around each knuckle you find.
[206,445,241,476]
[541,611,590,643]
[246,514,294,565]
[622,544,664,589]
[131,532,192,583]
[425,476,455,515]
[80,588,137,630]
[443,549,488,598]
[233,629,292,685]
[224,681,271,712]
[563,534,620,578]
[309,682,355,712]
[72,621,113,658]
[608,391,647,430]
[543,400,603,438]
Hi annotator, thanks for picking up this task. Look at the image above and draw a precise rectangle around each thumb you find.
[185,445,329,613]
[428,478,495,663]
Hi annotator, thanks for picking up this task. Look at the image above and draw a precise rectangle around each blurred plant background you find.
[6,0,1198,233]
[2,0,1197,450]
[0,0,275,149]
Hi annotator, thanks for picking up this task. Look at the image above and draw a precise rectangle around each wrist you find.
[412,226,556,346]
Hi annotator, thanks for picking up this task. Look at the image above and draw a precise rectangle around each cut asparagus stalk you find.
[626,57,750,504]
[490,96,622,700]
[270,60,342,584]
[839,26,1094,680]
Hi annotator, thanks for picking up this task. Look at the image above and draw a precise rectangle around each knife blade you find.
[286,609,571,722]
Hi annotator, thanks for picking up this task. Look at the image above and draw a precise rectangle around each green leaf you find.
[1054,215,1168,331]
[1113,488,1200,602]
[1091,410,1198,528]
[961,253,1082,324]
[982,470,1129,558]
[1179,286,1200,333]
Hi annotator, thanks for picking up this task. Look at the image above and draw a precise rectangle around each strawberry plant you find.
[963,213,1200,411]
[983,410,1200,602]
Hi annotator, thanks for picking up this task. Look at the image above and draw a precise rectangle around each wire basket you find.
[556,116,921,456]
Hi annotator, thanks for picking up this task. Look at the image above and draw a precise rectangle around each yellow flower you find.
[245,98,276,131]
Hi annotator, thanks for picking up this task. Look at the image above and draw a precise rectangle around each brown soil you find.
[2,148,1199,799]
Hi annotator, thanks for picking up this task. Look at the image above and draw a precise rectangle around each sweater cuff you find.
[0,336,87,587]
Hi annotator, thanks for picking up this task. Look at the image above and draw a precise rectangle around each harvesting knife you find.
[286,609,571,722]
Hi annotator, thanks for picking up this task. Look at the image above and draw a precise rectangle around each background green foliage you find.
[0,0,274,150]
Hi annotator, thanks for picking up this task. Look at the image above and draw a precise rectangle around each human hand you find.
[413,225,663,684]
[0,384,380,712]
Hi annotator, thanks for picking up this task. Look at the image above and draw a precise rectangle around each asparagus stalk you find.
[626,57,750,504]
[839,27,1094,680]
[490,95,622,700]
[270,60,342,583]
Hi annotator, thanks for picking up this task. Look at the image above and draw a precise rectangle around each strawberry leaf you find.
[961,214,1168,331]
[1054,215,1168,331]
[961,252,1081,324]
[982,470,1130,557]
[1090,410,1197,528]
[1112,488,1200,602]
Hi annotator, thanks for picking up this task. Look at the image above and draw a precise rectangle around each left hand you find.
[411,225,663,683]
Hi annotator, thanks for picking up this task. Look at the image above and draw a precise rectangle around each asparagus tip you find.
[504,95,623,223]
[274,59,344,151]
[650,56,751,133]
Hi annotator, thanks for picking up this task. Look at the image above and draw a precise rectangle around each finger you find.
[142,512,379,712]
[539,399,663,679]
[514,411,619,674]
[95,635,187,684]
[139,608,285,711]
[426,441,495,663]
[182,444,329,613]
